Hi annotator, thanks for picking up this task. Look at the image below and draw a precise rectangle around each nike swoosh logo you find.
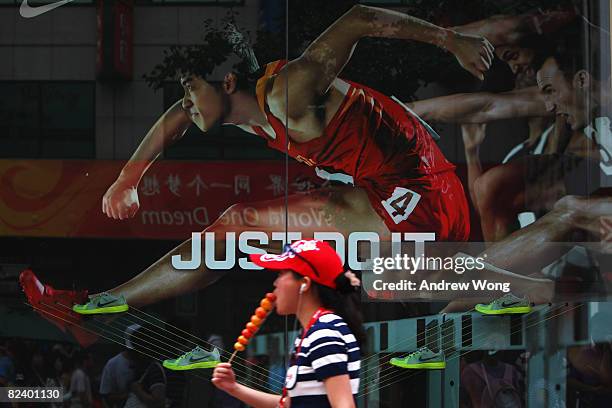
[20,0,75,19]
[501,301,520,307]
[97,299,118,307]
[418,355,440,362]
[188,356,211,363]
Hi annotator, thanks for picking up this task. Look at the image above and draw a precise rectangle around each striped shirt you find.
[287,313,360,407]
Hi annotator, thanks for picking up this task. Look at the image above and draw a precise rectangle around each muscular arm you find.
[270,4,493,122]
[102,100,191,219]
[118,100,191,185]
[453,8,576,46]
[409,86,550,124]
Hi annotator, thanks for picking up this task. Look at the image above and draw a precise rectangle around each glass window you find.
[0,82,95,158]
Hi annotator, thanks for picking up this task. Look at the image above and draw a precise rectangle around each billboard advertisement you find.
[1,1,611,407]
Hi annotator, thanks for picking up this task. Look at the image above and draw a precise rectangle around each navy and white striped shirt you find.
[287,313,360,407]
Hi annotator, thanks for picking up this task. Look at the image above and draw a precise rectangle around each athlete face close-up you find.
[536,57,588,130]
[272,269,303,316]
[180,75,226,132]
[495,44,536,77]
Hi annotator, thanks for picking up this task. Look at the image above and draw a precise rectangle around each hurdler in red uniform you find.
[252,60,469,240]
[23,6,494,346]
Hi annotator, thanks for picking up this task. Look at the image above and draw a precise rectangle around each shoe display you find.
[163,346,221,370]
[389,347,446,369]
[73,292,129,315]
[475,293,531,315]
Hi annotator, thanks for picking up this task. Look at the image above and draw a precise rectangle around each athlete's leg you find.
[441,195,611,311]
[475,155,568,241]
[481,196,588,271]
[461,123,487,211]
[474,163,527,241]
[111,190,607,308]
[102,186,389,307]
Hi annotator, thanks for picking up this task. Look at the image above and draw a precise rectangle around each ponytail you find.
[312,272,367,348]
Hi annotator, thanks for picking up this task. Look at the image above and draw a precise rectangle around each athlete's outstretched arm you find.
[409,86,550,124]
[452,8,576,46]
[102,100,191,219]
[272,4,494,120]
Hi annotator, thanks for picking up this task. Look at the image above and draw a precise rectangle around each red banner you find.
[96,0,133,80]
[0,160,318,240]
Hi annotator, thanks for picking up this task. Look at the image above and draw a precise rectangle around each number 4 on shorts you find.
[381,187,421,224]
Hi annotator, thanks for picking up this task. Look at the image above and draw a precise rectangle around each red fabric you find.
[20,269,98,347]
[253,60,469,240]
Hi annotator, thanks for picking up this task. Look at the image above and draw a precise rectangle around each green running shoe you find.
[72,293,128,315]
[389,347,446,369]
[163,346,221,371]
[475,293,531,315]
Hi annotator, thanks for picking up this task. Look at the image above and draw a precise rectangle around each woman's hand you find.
[212,363,239,395]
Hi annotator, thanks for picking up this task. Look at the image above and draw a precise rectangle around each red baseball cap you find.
[250,239,343,289]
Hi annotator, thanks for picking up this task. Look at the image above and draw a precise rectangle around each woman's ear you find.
[300,277,311,294]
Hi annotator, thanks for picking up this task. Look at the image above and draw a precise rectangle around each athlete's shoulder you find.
[257,60,288,89]
[255,60,288,117]
[264,60,288,75]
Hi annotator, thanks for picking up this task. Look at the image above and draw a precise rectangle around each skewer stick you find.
[228,350,238,364]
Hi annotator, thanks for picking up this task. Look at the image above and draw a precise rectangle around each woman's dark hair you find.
[293,272,366,348]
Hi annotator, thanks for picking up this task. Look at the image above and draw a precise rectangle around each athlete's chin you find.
[194,117,222,133]
[192,119,207,132]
